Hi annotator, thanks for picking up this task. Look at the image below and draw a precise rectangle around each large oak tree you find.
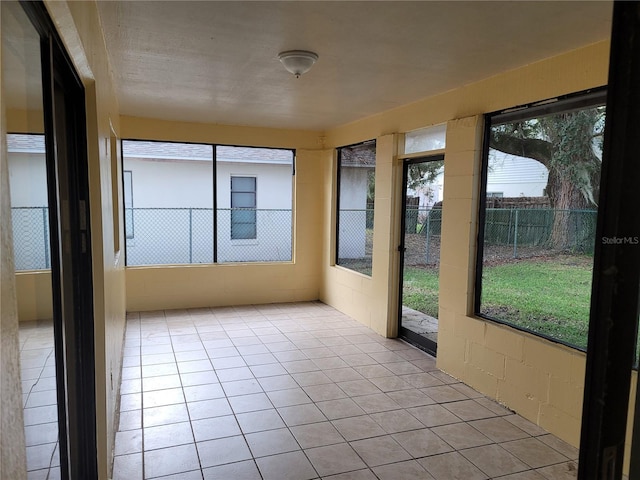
[490,106,604,249]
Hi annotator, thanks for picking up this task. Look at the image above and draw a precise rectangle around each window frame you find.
[474,86,607,351]
[335,139,377,275]
[121,139,295,266]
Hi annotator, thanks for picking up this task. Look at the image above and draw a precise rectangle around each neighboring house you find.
[486,150,548,198]
[337,143,375,259]
[406,149,548,209]
[122,141,294,265]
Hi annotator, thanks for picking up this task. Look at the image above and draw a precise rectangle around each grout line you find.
[118,302,579,479]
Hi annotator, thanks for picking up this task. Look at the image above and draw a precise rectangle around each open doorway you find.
[398,155,444,355]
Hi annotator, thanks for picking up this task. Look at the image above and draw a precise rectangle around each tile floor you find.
[113,301,581,480]
[19,319,61,480]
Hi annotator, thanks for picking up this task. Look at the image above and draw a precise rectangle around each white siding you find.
[8,152,47,207]
[487,151,548,197]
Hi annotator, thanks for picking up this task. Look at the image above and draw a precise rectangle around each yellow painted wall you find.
[320,40,612,452]
[15,271,53,321]
[320,134,402,336]
[44,1,126,478]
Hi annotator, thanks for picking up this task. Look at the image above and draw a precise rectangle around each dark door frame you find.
[21,1,98,478]
[398,154,444,356]
[578,2,640,478]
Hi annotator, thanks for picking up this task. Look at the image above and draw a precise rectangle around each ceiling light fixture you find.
[278,50,318,78]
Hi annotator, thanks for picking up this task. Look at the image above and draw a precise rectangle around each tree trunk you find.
[549,171,589,250]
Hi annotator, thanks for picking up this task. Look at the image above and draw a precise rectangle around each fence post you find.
[189,208,193,264]
[43,207,50,268]
[513,208,519,258]
[425,211,431,264]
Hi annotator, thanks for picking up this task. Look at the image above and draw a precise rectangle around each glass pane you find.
[217,146,293,262]
[336,141,376,275]
[478,102,604,350]
[404,124,446,154]
[122,140,214,265]
[3,1,59,476]
[231,209,256,224]
[231,223,257,240]
[231,191,256,208]
[231,176,256,192]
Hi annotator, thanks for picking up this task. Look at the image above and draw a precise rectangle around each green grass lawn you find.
[403,267,439,318]
[480,256,592,348]
[403,255,593,349]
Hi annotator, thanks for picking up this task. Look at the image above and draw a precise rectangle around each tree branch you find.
[490,131,553,167]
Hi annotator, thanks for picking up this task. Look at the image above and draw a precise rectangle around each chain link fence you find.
[401,207,596,268]
[12,207,50,271]
[337,208,374,275]
[404,207,442,267]
[482,208,597,264]
[125,207,292,266]
[13,204,596,271]
[218,209,292,263]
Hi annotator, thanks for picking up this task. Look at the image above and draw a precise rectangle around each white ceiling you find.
[97,1,613,131]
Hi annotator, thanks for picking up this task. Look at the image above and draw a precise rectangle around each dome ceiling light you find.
[278,50,319,78]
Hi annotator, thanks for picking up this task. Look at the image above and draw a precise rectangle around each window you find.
[336,140,376,275]
[476,89,606,350]
[122,141,214,266]
[122,140,294,266]
[230,176,257,240]
[404,124,446,154]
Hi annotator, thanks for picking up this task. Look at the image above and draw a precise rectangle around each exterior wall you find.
[125,157,213,208]
[8,150,48,206]
[321,40,612,452]
[487,151,548,197]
